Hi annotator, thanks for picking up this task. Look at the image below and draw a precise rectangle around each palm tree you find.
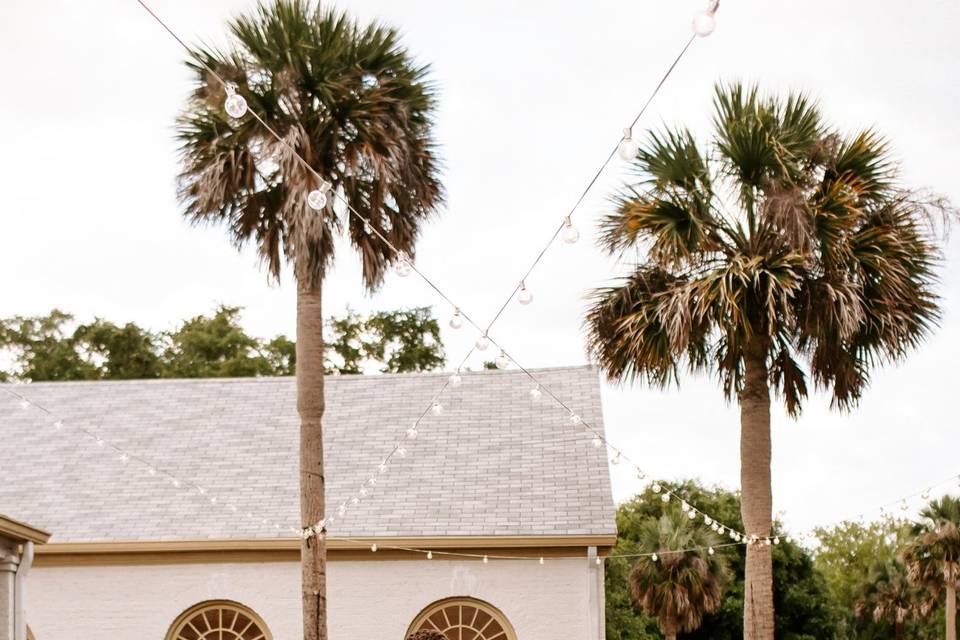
[854,559,928,640]
[586,82,947,639]
[175,3,443,639]
[628,511,730,640]
[903,496,960,640]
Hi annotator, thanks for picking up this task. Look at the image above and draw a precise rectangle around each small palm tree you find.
[903,496,960,640]
[628,511,730,640]
[175,3,442,639]
[854,559,928,640]
[586,82,948,639]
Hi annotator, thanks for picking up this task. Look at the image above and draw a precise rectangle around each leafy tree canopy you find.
[0,305,445,381]
[607,480,839,640]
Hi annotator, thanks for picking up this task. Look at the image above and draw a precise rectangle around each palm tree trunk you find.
[946,569,957,640]
[298,282,327,640]
[740,342,774,640]
[894,620,904,640]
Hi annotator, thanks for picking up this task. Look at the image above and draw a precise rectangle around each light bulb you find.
[592,436,603,448]
[351,496,360,505]
[95,437,105,447]
[595,556,602,566]
[539,557,545,565]
[900,500,908,511]
[773,537,780,545]
[561,217,580,244]
[681,501,690,513]
[368,477,377,486]
[427,551,433,560]
[688,510,696,520]
[475,334,490,351]
[495,351,510,369]
[651,553,658,562]
[359,487,368,497]
[705,516,713,525]
[148,467,157,476]
[172,479,181,488]
[397,446,407,457]
[517,282,533,305]
[921,490,930,500]
[53,420,63,430]
[708,547,715,556]
[338,504,347,516]
[120,454,129,464]
[209,496,217,505]
[617,128,638,160]
[371,543,378,552]
[406,425,419,440]
[396,255,412,277]
[651,483,662,494]
[449,373,462,387]
[660,493,670,503]
[449,310,463,329]
[570,413,582,426]
[19,399,29,410]
[529,385,542,401]
[307,189,327,210]
[611,453,620,466]
[692,10,716,37]
[378,463,387,473]
[224,90,248,118]
[431,402,443,416]
[483,555,489,564]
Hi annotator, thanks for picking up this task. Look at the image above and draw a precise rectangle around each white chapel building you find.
[1,366,616,640]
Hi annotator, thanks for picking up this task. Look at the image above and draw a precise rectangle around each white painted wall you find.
[27,557,602,640]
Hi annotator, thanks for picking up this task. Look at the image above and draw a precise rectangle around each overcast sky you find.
[2,0,958,535]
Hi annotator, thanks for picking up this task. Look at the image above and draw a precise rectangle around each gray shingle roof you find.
[0,366,615,543]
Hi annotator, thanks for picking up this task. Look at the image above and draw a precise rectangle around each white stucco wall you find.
[27,556,602,640]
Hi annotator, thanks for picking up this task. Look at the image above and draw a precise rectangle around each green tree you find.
[607,481,839,640]
[628,511,730,640]
[587,83,948,639]
[854,559,929,640]
[74,319,161,379]
[904,496,960,640]
[0,311,97,381]
[325,307,444,374]
[175,2,443,637]
[161,305,276,378]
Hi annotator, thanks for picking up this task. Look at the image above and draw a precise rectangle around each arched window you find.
[406,597,517,640]
[165,600,273,640]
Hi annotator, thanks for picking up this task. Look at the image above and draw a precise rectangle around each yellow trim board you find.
[0,514,51,545]
[35,534,616,555]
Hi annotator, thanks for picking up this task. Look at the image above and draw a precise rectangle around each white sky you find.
[2,0,958,535]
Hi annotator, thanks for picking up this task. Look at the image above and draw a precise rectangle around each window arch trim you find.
[405,596,517,640]
[164,599,273,640]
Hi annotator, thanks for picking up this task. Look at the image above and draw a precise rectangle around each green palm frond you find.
[586,81,951,413]
[176,0,443,289]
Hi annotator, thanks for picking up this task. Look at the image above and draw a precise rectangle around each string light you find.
[529,385,542,401]
[692,1,719,37]
[617,127,638,160]
[475,334,490,351]
[395,253,412,277]
[495,351,511,369]
[517,282,533,305]
[660,493,670,503]
[483,555,489,564]
[426,551,433,560]
[651,553,658,562]
[449,310,463,329]
[306,188,328,211]
[561,216,580,244]
[592,435,603,448]
[371,543,378,552]
[406,425,419,440]
[223,84,247,118]
[449,373,462,387]
[430,402,443,416]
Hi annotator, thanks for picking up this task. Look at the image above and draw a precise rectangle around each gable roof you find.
[0,366,615,543]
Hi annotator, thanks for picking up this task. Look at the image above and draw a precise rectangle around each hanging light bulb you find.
[378,462,387,473]
[692,1,719,37]
[900,500,909,511]
[651,553,658,562]
[395,253,412,277]
[53,420,63,430]
[172,479,181,488]
[338,503,347,517]
[617,127,638,160]
[406,425,419,440]
[209,496,218,505]
[224,85,248,118]
[359,487,368,497]
[449,309,464,329]
[539,557,545,565]
[371,543,378,552]
[368,476,377,486]
[651,483,662,494]
[120,453,129,464]
[431,402,444,416]
[660,493,670,503]
[495,351,511,369]
[687,510,696,520]
[449,373,462,387]
[397,446,407,457]
[475,334,490,351]
[681,501,690,513]
[921,490,930,500]
[561,216,580,244]
[773,537,780,545]
[95,437,105,447]
[529,385,542,401]
[426,551,433,560]
[307,189,327,211]
[352,496,361,505]
[595,556,602,566]
[592,435,603,448]
[704,516,713,526]
[517,281,533,305]
[147,467,157,476]
[708,547,715,556]
[483,555,489,564]
[611,453,621,466]
[19,399,29,410]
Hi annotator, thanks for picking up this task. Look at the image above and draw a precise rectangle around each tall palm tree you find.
[629,511,730,639]
[903,496,960,640]
[586,82,947,639]
[854,559,928,640]
[175,3,443,639]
